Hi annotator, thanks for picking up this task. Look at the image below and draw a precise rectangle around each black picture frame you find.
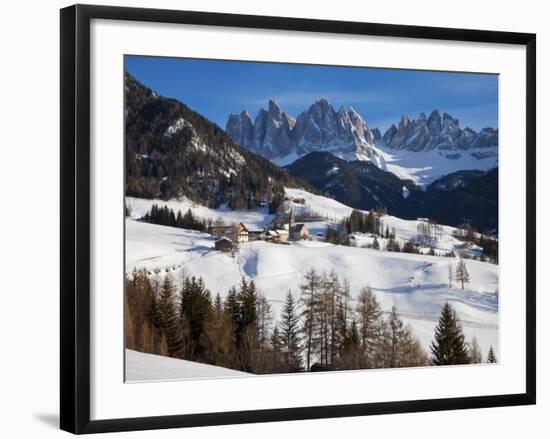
[60,4,536,434]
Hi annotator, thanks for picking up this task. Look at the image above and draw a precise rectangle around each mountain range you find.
[226,98,380,163]
[226,99,498,184]
[125,74,497,231]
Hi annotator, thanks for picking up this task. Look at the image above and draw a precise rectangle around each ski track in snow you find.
[125,189,499,361]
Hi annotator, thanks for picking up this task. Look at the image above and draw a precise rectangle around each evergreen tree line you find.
[431,302,497,365]
[299,269,429,371]
[142,204,211,232]
[126,268,496,374]
[453,224,498,264]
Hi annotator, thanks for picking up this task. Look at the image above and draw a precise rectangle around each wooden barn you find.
[214,237,233,252]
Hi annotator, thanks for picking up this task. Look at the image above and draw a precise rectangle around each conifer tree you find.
[385,306,405,368]
[236,279,260,371]
[269,326,285,373]
[430,303,470,365]
[204,293,235,367]
[300,268,321,371]
[448,263,454,288]
[279,292,303,372]
[455,253,470,290]
[256,294,273,351]
[179,275,212,360]
[356,287,383,367]
[399,325,430,367]
[468,335,483,363]
[487,345,498,363]
[159,275,185,358]
[224,286,240,330]
[371,236,380,250]
[339,320,362,369]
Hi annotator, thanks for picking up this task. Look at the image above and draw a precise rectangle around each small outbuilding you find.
[214,237,233,252]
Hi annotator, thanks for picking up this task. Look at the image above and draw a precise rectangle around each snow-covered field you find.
[126,196,274,230]
[126,187,499,369]
[374,145,498,186]
[126,349,250,381]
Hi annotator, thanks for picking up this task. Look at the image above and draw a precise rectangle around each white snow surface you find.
[374,145,498,185]
[126,196,274,230]
[126,188,499,374]
[126,349,250,381]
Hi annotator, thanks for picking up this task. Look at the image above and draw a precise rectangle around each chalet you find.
[214,237,233,252]
[236,223,249,243]
[290,223,309,241]
[209,223,248,243]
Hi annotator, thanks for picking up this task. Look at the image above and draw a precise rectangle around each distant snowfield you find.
[125,188,499,375]
[277,145,498,186]
[375,145,498,185]
[126,349,251,382]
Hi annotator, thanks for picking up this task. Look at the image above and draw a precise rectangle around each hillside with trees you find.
[125,73,311,209]
[126,267,490,375]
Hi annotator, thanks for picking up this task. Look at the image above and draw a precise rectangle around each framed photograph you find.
[60,4,536,434]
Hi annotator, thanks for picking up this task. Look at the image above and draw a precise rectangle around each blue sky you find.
[125,56,498,132]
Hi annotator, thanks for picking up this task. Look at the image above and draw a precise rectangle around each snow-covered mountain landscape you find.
[124,62,499,380]
[226,100,498,185]
[126,189,498,372]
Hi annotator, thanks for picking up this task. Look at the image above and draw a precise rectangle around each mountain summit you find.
[382,109,498,152]
[226,99,380,164]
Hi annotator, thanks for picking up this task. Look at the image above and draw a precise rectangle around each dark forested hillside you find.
[285,151,418,213]
[286,151,498,232]
[125,73,310,209]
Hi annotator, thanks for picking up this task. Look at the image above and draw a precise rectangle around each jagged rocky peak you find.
[225,111,254,149]
[226,99,295,159]
[226,98,380,163]
[382,110,498,152]
[371,127,382,142]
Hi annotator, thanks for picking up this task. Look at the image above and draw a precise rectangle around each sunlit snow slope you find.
[125,188,499,363]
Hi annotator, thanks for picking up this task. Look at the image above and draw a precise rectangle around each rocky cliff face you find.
[382,110,498,152]
[226,98,379,163]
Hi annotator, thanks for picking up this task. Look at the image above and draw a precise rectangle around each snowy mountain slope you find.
[126,188,499,360]
[373,144,498,185]
[285,152,498,231]
[125,73,310,206]
[126,349,251,382]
